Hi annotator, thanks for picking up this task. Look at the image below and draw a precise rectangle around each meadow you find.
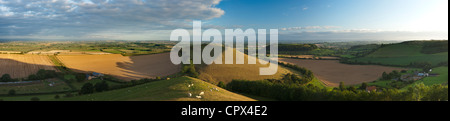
[346,41,448,67]
[54,76,255,101]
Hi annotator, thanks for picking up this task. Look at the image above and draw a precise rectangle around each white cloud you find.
[280,26,340,31]
[0,0,225,39]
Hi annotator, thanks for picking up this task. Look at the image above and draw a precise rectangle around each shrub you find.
[79,83,94,95]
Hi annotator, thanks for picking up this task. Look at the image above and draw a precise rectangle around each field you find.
[0,54,57,79]
[57,53,181,81]
[348,41,448,66]
[0,78,71,95]
[280,58,406,87]
[198,48,293,84]
[54,76,255,101]
[401,66,448,90]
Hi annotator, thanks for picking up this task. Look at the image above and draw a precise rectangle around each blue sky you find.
[0,0,448,41]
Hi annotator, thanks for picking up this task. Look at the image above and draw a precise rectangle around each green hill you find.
[348,41,448,67]
[54,76,256,101]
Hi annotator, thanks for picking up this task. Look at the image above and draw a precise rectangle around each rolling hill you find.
[197,48,293,84]
[348,41,448,67]
[54,76,256,101]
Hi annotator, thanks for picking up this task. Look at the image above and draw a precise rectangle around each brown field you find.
[280,58,406,87]
[0,54,57,79]
[198,48,292,84]
[57,53,181,81]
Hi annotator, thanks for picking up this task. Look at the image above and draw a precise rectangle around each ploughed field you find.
[0,54,57,79]
[280,58,405,87]
[57,53,181,81]
[198,48,293,84]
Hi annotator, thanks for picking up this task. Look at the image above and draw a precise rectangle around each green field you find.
[0,79,72,95]
[401,66,448,90]
[53,76,255,101]
[349,41,448,66]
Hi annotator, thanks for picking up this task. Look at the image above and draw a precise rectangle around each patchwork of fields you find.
[349,43,448,66]
[57,53,181,81]
[0,54,57,79]
[280,58,405,86]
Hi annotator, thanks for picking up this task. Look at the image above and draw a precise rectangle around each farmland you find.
[198,48,293,84]
[345,41,448,67]
[279,58,405,87]
[54,76,255,101]
[0,54,57,79]
[57,53,181,81]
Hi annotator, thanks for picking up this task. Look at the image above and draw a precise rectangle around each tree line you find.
[226,80,448,101]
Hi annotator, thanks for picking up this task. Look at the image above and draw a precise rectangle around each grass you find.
[350,43,448,66]
[0,79,72,95]
[0,94,61,101]
[52,76,255,101]
[402,66,448,90]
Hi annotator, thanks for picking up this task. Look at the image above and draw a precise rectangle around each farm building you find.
[86,72,105,80]
[366,86,377,93]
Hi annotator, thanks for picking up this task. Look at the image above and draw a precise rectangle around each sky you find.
[0,0,448,41]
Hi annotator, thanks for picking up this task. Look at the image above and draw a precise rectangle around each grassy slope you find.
[350,43,448,66]
[53,76,255,101]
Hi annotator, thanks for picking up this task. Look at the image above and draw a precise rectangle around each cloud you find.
[0,0,225,40]
[280,26,340,31]
[279,30,448,41]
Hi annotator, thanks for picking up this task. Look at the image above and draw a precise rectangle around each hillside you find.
[347,41,448,66]
[198,48,293,84]
[55,76,255,101]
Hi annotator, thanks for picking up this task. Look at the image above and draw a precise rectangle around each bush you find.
[79,83,94,95]
[217,81,226,89]
[94,81,109,92]
[54,95,60,99]
[1,74,12,82]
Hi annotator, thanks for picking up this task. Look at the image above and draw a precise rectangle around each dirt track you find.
[280,58,405,87]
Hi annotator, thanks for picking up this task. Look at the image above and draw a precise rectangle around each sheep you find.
[199,92,205,95]
[188,93,192,97]
[196,96,202,99]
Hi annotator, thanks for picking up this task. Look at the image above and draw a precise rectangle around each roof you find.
[92,72,104,76]
[366,86,377,92]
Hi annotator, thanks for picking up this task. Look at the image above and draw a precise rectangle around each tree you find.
[382,72,389,80]
[360,82,368,90]
[339,82,345,91]
[217,81,226,89]
[1,74,12,82]
[8,89,16,96]
[80,83,94,95]
[75,73,86,82]
[28,74,39,81]
[94,81,109,92]
[54,95,60,99]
